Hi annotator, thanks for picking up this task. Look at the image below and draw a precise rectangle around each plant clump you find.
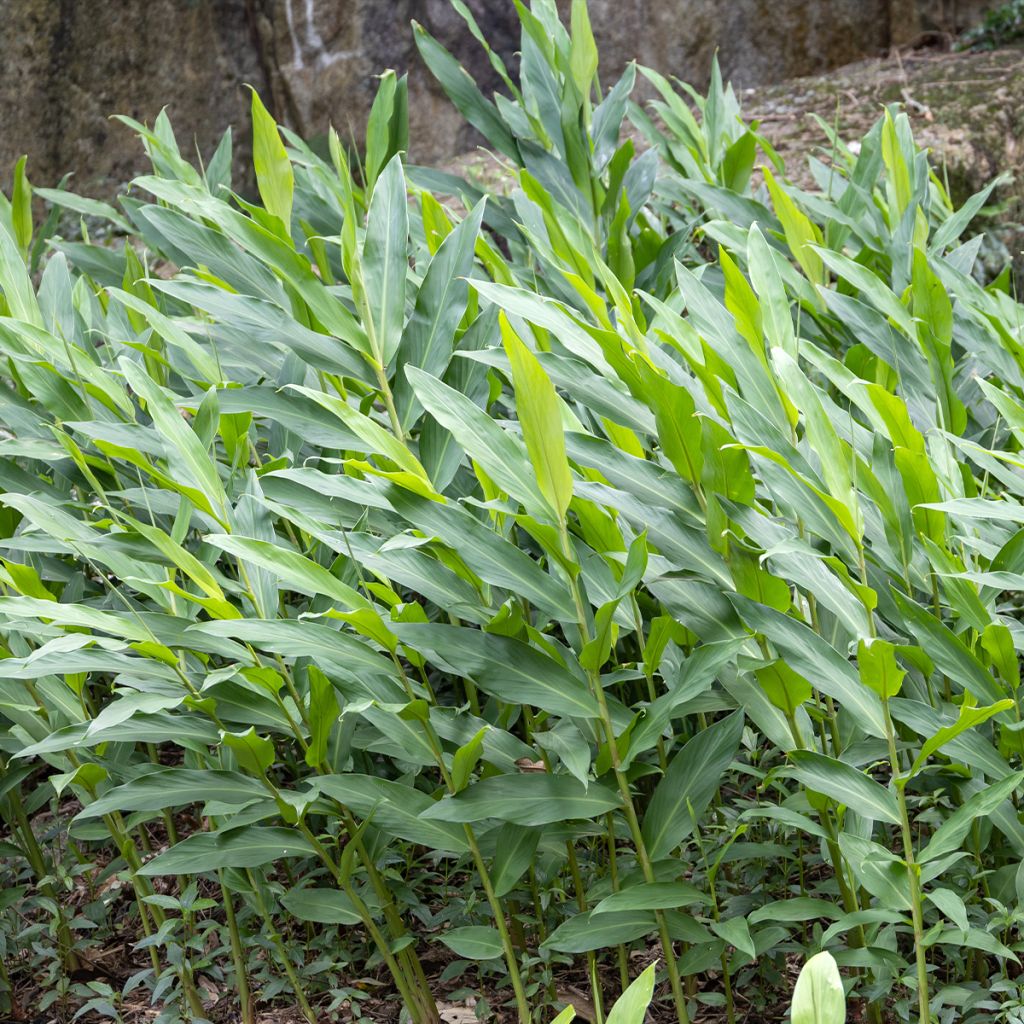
[1,2,1024,1024]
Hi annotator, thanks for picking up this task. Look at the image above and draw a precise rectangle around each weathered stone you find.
[0,0,1002,194]
[0,0,266,195]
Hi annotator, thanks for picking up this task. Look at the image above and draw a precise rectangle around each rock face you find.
[0,0,265,196]
[0,0,999,193]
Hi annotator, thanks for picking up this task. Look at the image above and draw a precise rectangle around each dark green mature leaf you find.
[392,623,601,719]
[542,910,655,953]
[74,768,266,820]
[642,710,744,858]
[422,774,619,825]
[436,926,504,960]
[138,827,315,875]
[788,751,900,824]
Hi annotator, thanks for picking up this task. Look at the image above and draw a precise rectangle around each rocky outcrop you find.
[0,0,1001,194]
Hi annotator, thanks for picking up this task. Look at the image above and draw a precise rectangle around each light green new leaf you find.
[221,727,275,776]
[909,698,1015,780]
[791,951,845,1024]
[451,726,488,793]
[250,88,294,230]
[858,639,905,700]
[501,314,574,521]
[606,963,657,1024]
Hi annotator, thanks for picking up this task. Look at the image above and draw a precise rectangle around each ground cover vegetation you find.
[1,2,1023,1022]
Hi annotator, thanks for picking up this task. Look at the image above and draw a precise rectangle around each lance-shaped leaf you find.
[788,750,900,824]
[642,710,744,859]
[74,768,267,820]
[250,88,293,230]
[392,622,600,719]
[138,826,314,875]
[363,155,408,366]
[422,774,620,826]
[500,314,574,521]
[204,534,371,611]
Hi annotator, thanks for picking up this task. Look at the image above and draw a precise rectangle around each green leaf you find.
[711,916,756,959]
[412,22,519,161]
[285,384,431,486]
[221,727,275,777]
[422,774,619,826]
[451,725,488,793]
[491,822,541,897]
[138,826,315,875]
[11,156,32,256]
[542,909,655,953]
[392,622,600,719]
[762,168,824,286]
[858,639,905,700]
[837,833,910,910]
[250,88,294,231]
[363,155,408,366]
[436,926,504,960]
[74,768,266,820]
[918,773,1024,863]
[642,710,744,859]
[204,533,371,611]
[791,951,845,1024]
[404,366,547,511]
[51,763,107,799]
[119,358,227,516]
[606,963,657,1024]
[592,881,708,915]
[568,0,598,99]
[908,697,1014,780]
[281,887,363,925]
[748,898,842,925]
[396,200,486,425]
[501,314,574,521]
[305,666,337,769]
[788,751,900,824]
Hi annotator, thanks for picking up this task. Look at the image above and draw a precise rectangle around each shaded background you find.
[0,0,998,196]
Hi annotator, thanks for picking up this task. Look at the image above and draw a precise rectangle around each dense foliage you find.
[2,2,1024,1022]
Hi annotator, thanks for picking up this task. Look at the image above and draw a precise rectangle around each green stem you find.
[219,872,254,1024]
[245,868,318,1024]
[419,717,530,1023]
[559,526,690,1024]
[566,840,605,1024]
[883,701,930,1024]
